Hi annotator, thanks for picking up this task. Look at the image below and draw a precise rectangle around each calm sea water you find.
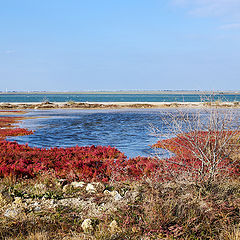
[1,93,240,102]
[6,109,240,158]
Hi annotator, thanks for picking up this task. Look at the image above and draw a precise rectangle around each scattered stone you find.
[4,207,21,218]
[104,190,122,201]
[32,202,41,212]
[84,182,105,194]
[111,191,123,201]
[81,219,94,233]
[71,181,86,189]
[86,183,96,193]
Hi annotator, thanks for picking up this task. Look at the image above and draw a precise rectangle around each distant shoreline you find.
[1,91,240,95]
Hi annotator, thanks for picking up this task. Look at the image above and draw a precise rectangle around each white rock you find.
[86,183,96,193]
[4,208,20,218]
[81,219,94,233]
[112,191,123,201]
[104,190,122,201]
[71,181,85,189]
[32,201,41,212]
[34,206,42,212]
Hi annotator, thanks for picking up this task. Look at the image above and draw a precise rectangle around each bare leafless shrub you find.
[151,107,240,185]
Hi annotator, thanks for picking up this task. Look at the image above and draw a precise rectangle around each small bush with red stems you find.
[152,108,240,185]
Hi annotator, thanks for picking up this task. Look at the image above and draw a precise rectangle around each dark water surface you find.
[7,109,240,158]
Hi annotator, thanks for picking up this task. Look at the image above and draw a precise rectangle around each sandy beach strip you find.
[0,101,239,110]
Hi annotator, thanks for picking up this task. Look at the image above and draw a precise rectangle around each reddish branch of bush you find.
[153,131,240,181]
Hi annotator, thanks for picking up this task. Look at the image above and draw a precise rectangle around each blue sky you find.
[0,0,240,91]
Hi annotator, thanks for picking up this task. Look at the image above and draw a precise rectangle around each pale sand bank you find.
[0,101,240,110]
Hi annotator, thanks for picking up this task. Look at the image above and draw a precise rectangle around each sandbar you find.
[0,101,239,110]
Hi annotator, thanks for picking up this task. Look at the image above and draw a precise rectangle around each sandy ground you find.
[0,101,239,110]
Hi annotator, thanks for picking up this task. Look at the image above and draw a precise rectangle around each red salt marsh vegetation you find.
[0,111,239,240]
[0,115,158,182]
[0,116,33,139]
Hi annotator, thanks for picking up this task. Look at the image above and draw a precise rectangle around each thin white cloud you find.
[172,0,240,30]
[219,23,240,30]
[4,50,15,54]
[172,0,240,17]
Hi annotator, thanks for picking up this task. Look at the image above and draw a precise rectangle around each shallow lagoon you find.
[7,109,172,158]
[7,108,240,158]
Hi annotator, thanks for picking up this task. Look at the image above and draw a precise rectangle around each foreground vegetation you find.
[0,110,239,239]
[0,176,239,240]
